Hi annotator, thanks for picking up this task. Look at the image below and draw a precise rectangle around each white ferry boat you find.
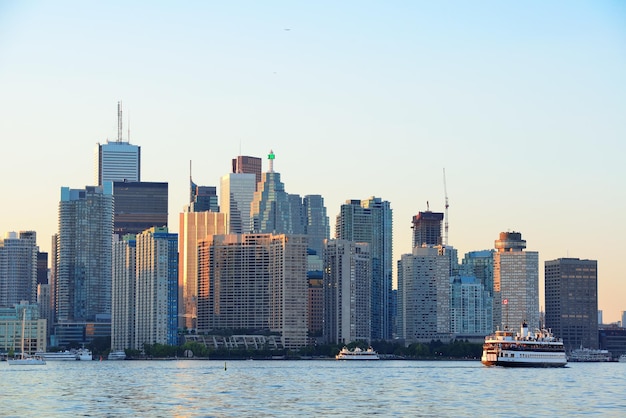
[336,346,380,360]
[76,348,93,361]
[108,350,127,360]
[35,350,78,361]
[568,347,611,362]
[481,322,567,368]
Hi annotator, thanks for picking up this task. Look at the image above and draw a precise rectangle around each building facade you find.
[493,232,539,331]
[56,185,113,322]
[411,211,444,248]
[111,181,168,237]
[545,258,598,350]
[134,227,178,349]
[323,240,372,344]
[0,302,46,356]
[0,231,38,307]
[232,155,262,187]
[220,172,257,234]
[111,235,136,352]
[95,141,141,185]
[336,197,393,340]
[303,194,330,257]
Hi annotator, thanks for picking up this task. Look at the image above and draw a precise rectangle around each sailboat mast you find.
[20,309,25,358]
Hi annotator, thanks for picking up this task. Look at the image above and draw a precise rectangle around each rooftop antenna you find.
[426,200,430,211]
[443,168,449,247]
[268,150,275,173]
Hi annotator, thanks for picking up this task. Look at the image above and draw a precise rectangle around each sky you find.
[1,1,625,322]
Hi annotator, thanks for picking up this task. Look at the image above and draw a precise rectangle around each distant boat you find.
[8,309,46,366]
[108,350,126,360]
[336,346,380,360]
[618,354,626,363]
[568,347,612,362]
[76,348,93,361]
[481,322,567,368]
[35,350,77,361]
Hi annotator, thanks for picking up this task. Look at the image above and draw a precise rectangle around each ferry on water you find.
[481,322,567,368]
[568,347,612,362]
[336,346,380,360]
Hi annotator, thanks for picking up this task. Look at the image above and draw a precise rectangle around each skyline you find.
[1,2,625,322]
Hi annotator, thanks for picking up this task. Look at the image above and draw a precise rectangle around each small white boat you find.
[336,346,380,360]
[8,309,46,366]
[76,348,93,361]
[619,354,626,363]
[108,350,126,360]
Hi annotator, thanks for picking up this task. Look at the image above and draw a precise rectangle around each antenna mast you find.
[443,168,449,247]
[117,101,123,142]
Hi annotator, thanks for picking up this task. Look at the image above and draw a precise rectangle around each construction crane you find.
[443,168,449,247]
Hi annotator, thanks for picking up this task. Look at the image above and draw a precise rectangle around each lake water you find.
[3,360,626,417]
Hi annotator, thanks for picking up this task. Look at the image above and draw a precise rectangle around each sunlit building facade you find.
[111,235,136,352]
[0,231,38,307]
[111,181,168,237]
[95,141,141,185]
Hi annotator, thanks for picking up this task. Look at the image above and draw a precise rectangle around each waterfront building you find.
[134,227,178,349]
[0,302,46,355]
[56,185,113,322]
[303,195,330,257]
[178,211,226,330]
[197,233,308,349]
[111,235,136,352]
[545,258,598,350]
[37,283,54,342]
[450,275,493,336]
[52,318,111,348]
[397,246,451,342]
[411,210,444,248]
[493,232,539,331]
[111,181,168,237]
[336,197,393,340]
[232,155,262,188]
[0,231,38,307]
[323,240,372,345]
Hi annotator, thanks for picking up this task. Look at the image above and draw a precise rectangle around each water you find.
[3,360,626,417]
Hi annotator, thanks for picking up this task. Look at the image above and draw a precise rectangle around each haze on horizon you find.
[0,1,624,322]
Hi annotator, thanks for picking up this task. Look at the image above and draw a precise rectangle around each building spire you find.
[268,150,275,173]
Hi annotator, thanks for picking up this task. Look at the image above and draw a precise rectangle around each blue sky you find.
[1,1,625,322]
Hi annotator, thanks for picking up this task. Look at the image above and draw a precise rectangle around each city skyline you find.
[1,2,625,322]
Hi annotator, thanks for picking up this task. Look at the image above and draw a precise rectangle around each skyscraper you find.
[336,197,393,340]
[197,233,308,349]
[545,258,598,350]
[189,163,219,212]
[111,181,168,236]
[95,102,141,185]
[0,231,38,307]
[220,172,256,234]
[397,246,450,341]
[178,211,227,330]
[303,195,330,256]
[411,210,444,248]
[323,240,372,344]
[493,232,539,331]
[135,227,178,348]
[111,235,136,352]
[56,185,113,322]
[232,155,262,187]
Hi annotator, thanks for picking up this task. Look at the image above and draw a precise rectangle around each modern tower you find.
[397,246,451,342]
[493,232,539,331]
[303,195,330,257]
[197,233,308,349]
[56,185,113,322]
[232,155,262,188]
[95,102,141,185]
[336,197,393,340]
[0,231,38,307]
[545,258,598,350]
[178,211,227,330]
[323,240,372,344]
[134,227,178,348]
[111,181,168,237]
[111,235,136,352]
[189,162,219,212]
[220,172,256,234]
[411,210,444,248]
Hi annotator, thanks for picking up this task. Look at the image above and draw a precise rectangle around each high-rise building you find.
[450,275,493,336]
[411,211,444,248]
[111,181,168,237]
[545,258,598,350]
[0,231,38,307]
[461,250,495,296]
[232,155,262,187]
[188,163,219,212]
[493,232,539,331]
[197,233,308,349]
[111,235,136,352]
[178,211,227,330]
[250,151,302,234]
[323,240,372,344]
[134,227,178,348]
[307,250,324,338]
[303,195,330,256]
[336,197,393,340]
[397,246,450,342]
[220,172,256,234]
[56,185,113,322]
[95,102,141,185]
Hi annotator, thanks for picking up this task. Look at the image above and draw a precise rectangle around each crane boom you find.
[443,168,449,247]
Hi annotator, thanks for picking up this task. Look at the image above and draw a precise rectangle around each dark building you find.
[189,181,219,212]
[112,181,168,237]
[411,211,444,248]
[599,327,626,358]
[37,252,48,285]
[545,258,598,351]
[232,155,262,188]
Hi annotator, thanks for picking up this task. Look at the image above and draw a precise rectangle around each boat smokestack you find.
[521,321,528,338]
